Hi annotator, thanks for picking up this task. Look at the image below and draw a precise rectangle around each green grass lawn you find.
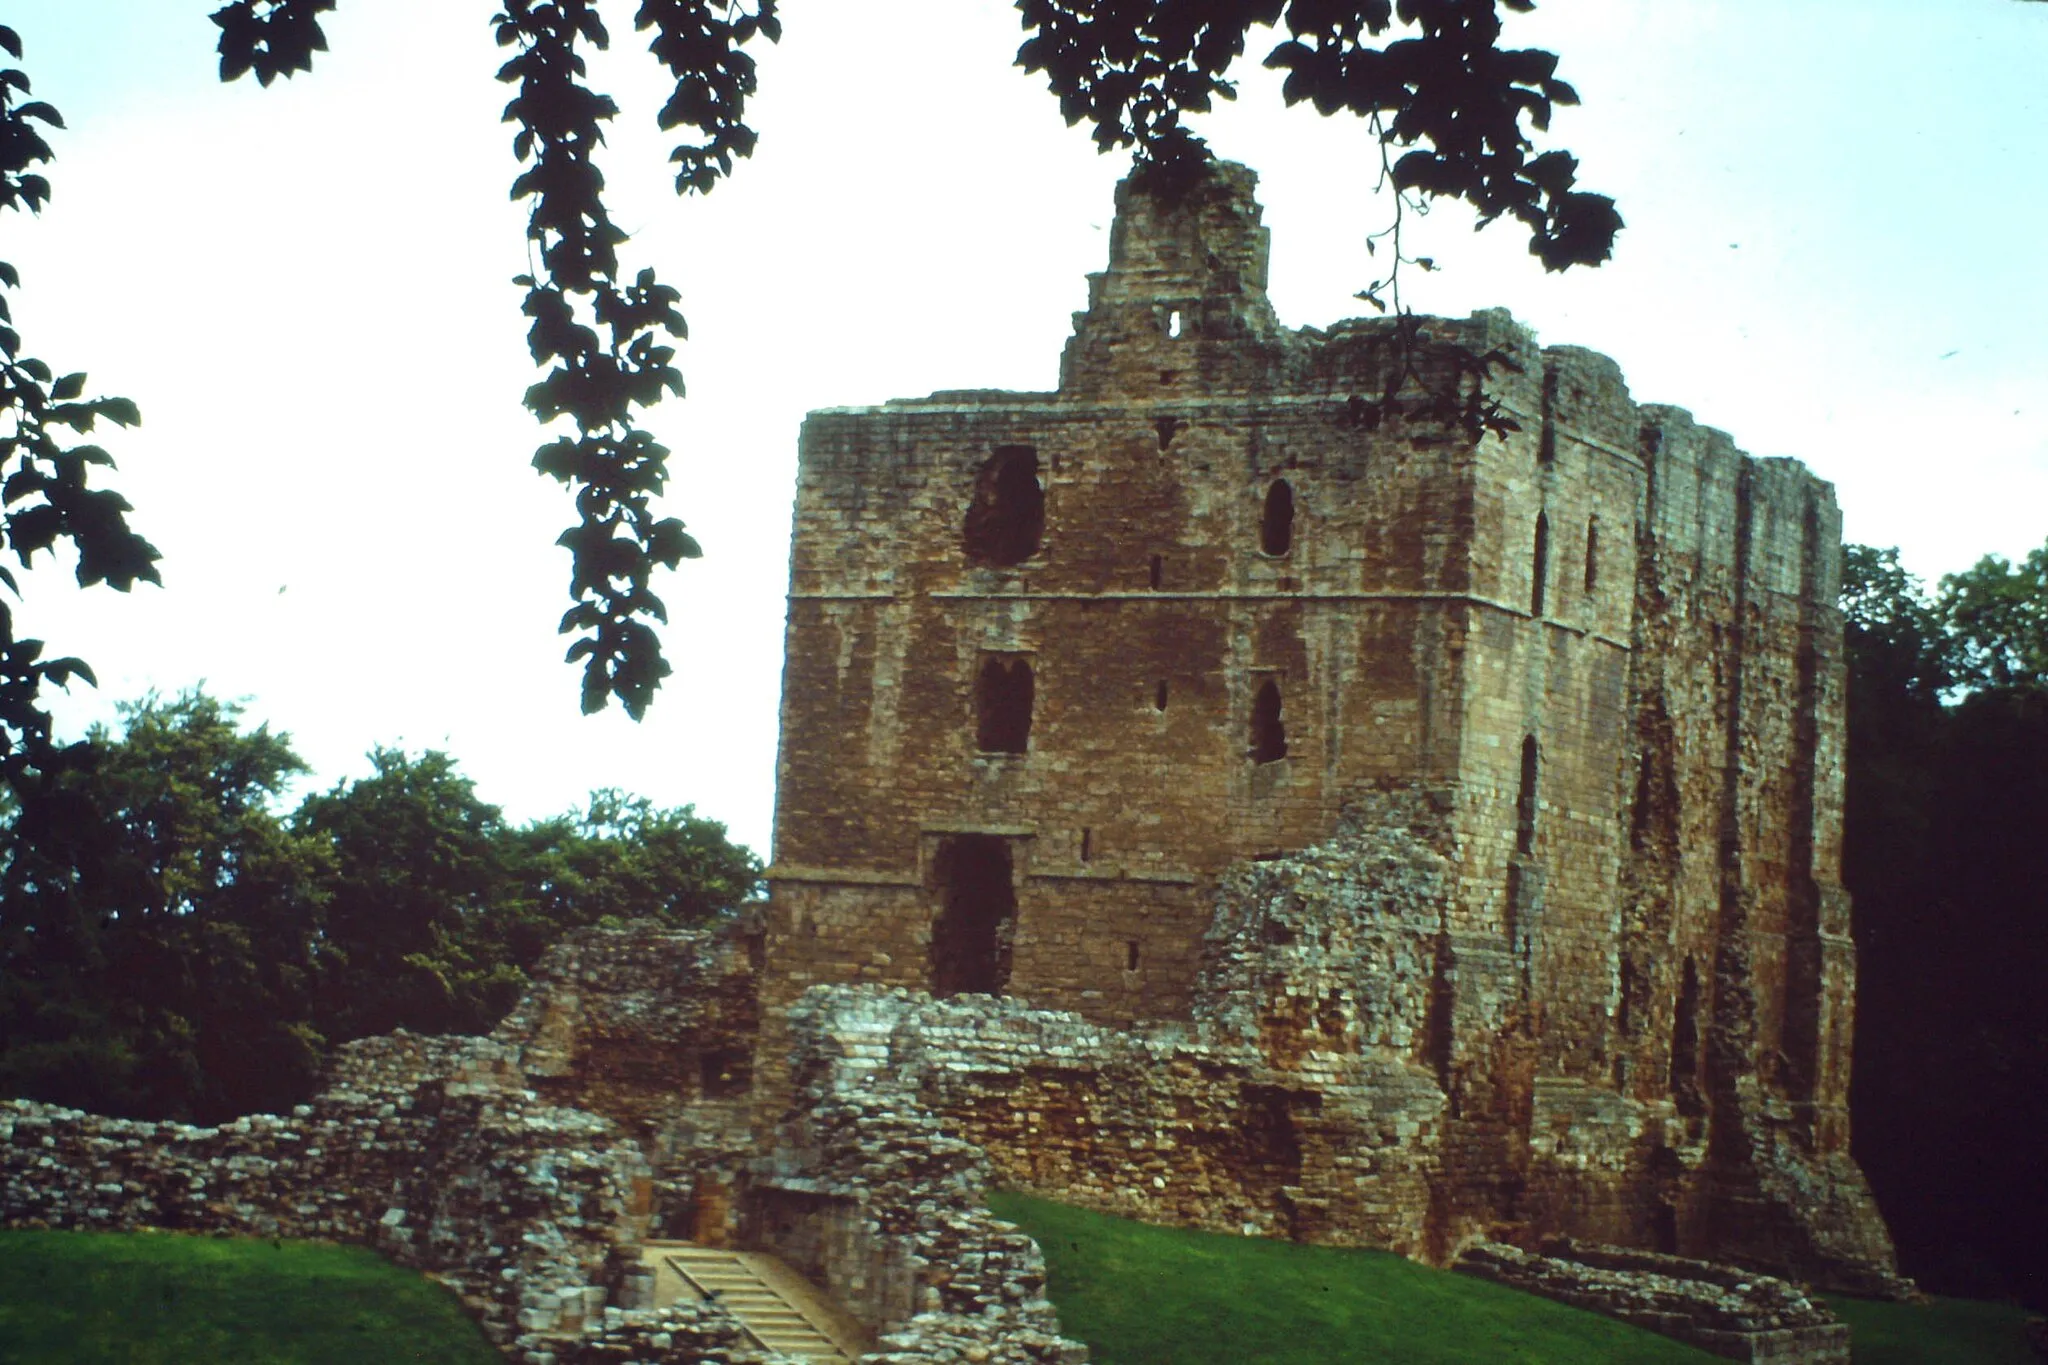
[0,1229,501,1365]
[1823,1292,2040,1365]
[990,1192,2043,1365]
[988,1191,1718,1364]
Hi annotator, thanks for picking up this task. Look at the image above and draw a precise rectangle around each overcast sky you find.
[5,0,2044,855]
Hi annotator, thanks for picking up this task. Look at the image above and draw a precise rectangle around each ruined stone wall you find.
[0,1037,659,1359]
[761,157,1898,1289]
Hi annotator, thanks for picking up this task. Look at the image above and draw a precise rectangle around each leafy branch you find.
[0,25,160,794]
[1017,0,1621,270]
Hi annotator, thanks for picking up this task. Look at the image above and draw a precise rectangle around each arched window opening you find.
[1670,955,1705,1116]
[930,834,1016,998]
[976,656,1034,754]
[1261,479,1295,556]
[962,445,1044,566]
[1154,680,1169,711]
[1515,734,1540,856]
[1584,517,1601,594]
[1249,678,1288,764]
[1530,512,1550,616]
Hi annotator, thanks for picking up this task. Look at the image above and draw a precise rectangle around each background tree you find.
[1844,538,2048,1309]
[0,692,328,1121]
[0,689,761,1122]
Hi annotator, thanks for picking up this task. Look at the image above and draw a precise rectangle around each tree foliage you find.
[0,23,159,804]
[1842,538,2048,1309]
[0,2,1615,763]
[0,689,760,1123]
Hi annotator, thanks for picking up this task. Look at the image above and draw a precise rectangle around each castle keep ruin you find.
[763,161,1902,1289]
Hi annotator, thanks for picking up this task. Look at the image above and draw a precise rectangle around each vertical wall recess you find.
[1670,956,1705,1117]
[1531,513,1551,616]
[929,834,1017,997]
[1584,516,1601,595]
[1261,479,1295,556]
[963,445,1045,565]
[1249,678,1288,763]
[1516,735,1540,857]
[1539,366,1560,465]
[976,656,1034,753]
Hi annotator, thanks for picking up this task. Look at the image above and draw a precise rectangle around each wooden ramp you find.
[644,1241,867,1363]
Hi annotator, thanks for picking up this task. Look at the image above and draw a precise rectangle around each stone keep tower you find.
[764,161,1899,1284]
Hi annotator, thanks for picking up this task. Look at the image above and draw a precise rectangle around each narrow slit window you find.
[976,656,1034,754]
[1584,516,1601,594]
[962,445,1044,566]
[1531,512,1550,616]
[1125,940,1141,971]
[1261,479,1295,556]
[1155,416,1180,450]
[1167,308,1183,339]
[1249,678,1288,764]
[1154,680,1169,711]
[1539,368,1559,465]
[1515,734,1540,856]
[1080,827,1093,862]
[1148,554,1163,590]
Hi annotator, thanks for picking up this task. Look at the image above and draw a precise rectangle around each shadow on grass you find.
[1823,1293,2039,1365]
[0,1229,500,1365]
[991,1192,2043,1365]
[988,1192,1717,1365]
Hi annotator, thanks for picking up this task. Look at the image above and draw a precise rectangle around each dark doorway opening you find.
[963,445,1045,565]
[1261,479,1295,556]
[976,656,1034,753]
[1249,678,1288,764]
[930,834,1017,998]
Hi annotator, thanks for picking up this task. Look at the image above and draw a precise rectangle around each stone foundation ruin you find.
[3,157,1910,1364]
[760,156,1904,1296]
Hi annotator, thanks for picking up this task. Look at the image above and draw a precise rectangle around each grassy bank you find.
[989,1192,2042,1365]
[987,1192,1716,1364]
[0,1229,500,1364]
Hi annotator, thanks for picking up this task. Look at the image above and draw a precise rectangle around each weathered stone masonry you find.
[763,159,1902,1291]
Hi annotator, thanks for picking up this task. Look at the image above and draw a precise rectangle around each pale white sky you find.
[5,0,2045,855]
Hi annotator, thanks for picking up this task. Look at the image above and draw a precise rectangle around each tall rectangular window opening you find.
[1584,516,1600,594]
[1250,677,1288,764]
[976,656,1034,753]
[1515,734,1540,856]
[1531,512,1550,616]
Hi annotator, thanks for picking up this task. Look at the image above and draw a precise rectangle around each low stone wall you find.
[0,1036,682,1361]
[1,922,1096,1365]
[754,988,1090,1363]
[1454,1240,1852,1364]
